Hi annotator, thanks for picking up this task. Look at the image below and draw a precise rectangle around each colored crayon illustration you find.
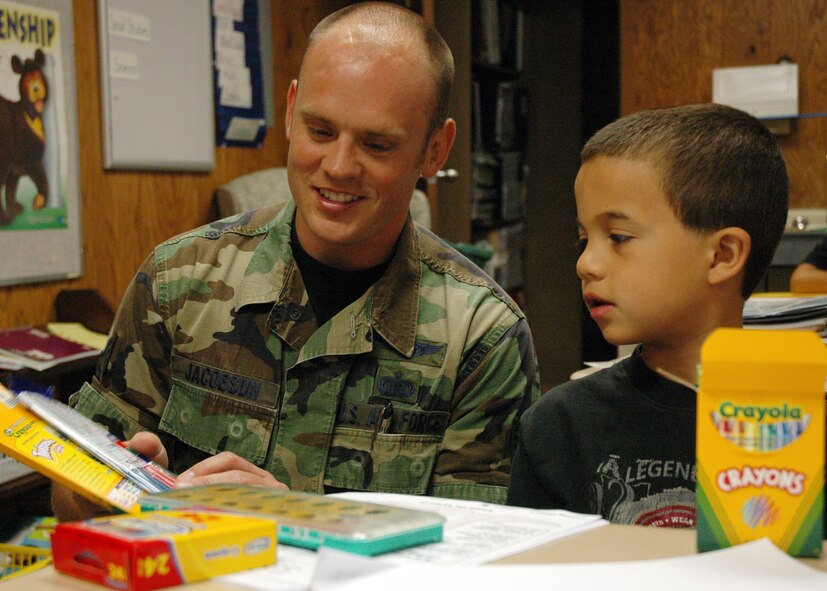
[711,406,811,452]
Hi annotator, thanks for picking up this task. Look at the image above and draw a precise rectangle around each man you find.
[54,3,539,520]
[790,236,827,292]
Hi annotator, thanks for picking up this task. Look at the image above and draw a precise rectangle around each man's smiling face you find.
[284,28,444,271]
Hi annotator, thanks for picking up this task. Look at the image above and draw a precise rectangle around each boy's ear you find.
[708,227,751,286]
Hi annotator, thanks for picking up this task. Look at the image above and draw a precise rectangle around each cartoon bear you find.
[0,48,49,225]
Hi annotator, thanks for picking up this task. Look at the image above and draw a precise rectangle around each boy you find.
[507,104,788,527]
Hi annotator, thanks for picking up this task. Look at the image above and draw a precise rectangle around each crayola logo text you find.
[718,402,801,422]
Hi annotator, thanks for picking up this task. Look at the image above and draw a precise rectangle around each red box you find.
[51,510,276,591]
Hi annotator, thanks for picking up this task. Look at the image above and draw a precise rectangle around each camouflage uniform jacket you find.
[72,200,540,503]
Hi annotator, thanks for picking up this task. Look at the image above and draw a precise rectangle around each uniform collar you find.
[367,216,421,357]
[237,200,421,358]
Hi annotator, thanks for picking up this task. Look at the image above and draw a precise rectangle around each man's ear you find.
[285,80,298,141]
[708,227,751,286]
[421,118,456,179]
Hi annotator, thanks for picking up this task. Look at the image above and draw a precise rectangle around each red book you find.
[0,326,100,371]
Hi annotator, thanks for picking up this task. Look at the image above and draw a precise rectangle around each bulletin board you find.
[213,0,267,147]
[98,0,215,171]
[0,0,83,286]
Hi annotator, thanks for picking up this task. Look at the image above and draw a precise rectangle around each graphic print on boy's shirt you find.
[591,454,696,527]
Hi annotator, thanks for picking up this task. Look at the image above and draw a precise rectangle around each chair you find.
[215,167,432,229]
[54,289,115,336]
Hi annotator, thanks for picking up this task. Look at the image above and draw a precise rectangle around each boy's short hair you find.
[581,103,789,298]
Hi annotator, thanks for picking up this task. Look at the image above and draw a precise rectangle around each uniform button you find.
[289,308,302,321]
[179,409,191,424]
[228,421,244,438]
[365,331,372,342]
[280,412,288,421]
[409,460,425,477]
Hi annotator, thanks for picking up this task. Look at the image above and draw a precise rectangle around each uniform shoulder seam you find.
[417,227,524,318]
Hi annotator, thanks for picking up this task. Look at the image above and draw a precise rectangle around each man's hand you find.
[123,431,169,468]
[51,484,111,522]
[175,451,288,490]
[52,430,171,522]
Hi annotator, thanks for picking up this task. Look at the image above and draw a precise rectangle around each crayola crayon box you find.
[51,510,276,591]
[696,328,827,556]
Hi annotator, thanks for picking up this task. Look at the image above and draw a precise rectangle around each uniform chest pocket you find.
[160,378,277,465]
[324,427,442,494]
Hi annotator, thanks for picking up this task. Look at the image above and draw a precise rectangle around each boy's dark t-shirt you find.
[507,346,697,527]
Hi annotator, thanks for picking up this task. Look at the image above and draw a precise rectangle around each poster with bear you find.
[0,0,70,230]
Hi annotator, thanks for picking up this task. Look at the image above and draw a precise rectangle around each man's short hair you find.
[581,103,789,298]
[305,2,454,139]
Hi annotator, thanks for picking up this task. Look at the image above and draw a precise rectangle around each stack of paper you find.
[743,295,827,337]
[218,493,606,591]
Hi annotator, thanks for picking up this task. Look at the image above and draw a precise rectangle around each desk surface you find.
[4,525,826,589]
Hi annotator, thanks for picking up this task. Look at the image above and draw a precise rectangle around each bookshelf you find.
[470,0,528,306]
[425,1,528,305]
[427,1,588,389]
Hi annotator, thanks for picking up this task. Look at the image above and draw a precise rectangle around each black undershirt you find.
[291,224,390,326]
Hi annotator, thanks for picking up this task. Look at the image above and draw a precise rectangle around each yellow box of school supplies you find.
[696,328,827,556]
[0,386,144,514]
[51,510,276,591]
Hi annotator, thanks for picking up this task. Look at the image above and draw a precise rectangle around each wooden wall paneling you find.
[0,0,350,330]
[619,0,827,209]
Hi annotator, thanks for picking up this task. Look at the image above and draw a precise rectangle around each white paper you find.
[314,538,827,591]
[332,492,606,566]
[220,83,253,109]
[213,0,244,21]
[224,117,263,142]
[743,295,827,319]
[109,50,139,80]
[219,66,251,88]
[215,29,245,52]
[215,47,246,69]
[214,16,235,32]
[219,545,319,591]
[311,548,397,589]
[217,492,604,591]
[107,7,151,43]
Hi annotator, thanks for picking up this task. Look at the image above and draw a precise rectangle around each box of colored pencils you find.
[696,328,827,556]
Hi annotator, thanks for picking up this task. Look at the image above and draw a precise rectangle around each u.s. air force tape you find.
[336,401,449,436]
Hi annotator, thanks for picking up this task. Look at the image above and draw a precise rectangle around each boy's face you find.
[575,156,714,347]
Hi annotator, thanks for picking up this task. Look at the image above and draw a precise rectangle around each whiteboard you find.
[0,0,83,286]
[98,0,215,171]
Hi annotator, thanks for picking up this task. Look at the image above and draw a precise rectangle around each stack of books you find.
[743,295,827,340]
[0,326,100,371]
